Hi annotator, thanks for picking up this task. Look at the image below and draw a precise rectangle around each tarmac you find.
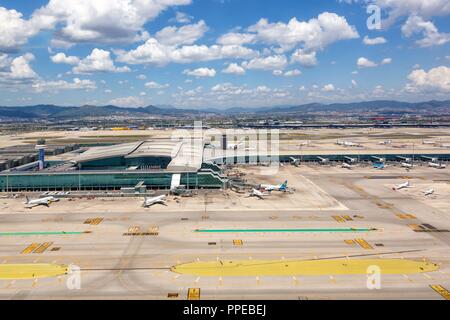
[0,164,449,300]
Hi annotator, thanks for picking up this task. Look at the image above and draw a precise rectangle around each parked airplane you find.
[247,189,269,199]
[25,196,59,208]
[379,140,392,145]
[423,188,435,196]
[428,162,446,169]
[227,138,245,150]
[317,156,329,165]
[393,181,412,190]
[260,180,288,192]
[142,195,167,207]
[289,157,300,166]
[401,162,413,169]
[341,163,353,170]
[373,162,385,170]
[344,156,357,163]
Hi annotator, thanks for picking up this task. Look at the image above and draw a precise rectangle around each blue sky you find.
[0,0,449,108]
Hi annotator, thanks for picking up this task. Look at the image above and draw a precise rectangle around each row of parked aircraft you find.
[392,181,436,196]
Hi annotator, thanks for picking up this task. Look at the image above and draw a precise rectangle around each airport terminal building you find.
[0,139,226,192]
[1,138,450,192]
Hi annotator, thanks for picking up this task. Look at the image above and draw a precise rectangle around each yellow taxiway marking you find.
[344,239,356,245]
[430,285,450,300]
[171,259,439,277]
[355,238,373,250]
[233,239,243,246]
[34,242,53,254]
[332,215,346,223]
[21,243,40,255]
[187,288,200,300]
[0,264,68,280]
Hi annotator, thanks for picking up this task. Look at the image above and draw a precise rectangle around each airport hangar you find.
[0,138,450,192]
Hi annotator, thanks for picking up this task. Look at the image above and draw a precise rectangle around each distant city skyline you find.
[0,0,449,108]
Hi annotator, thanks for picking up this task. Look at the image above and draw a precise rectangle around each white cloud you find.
[351,79,357,87]
[381,58,392,65]
[0,8,41,53]
[116,38,256,65]
[284,69,302,77]
[183,67,216,77]
[217,32,255,45]
[401,15,450,47]
[155,20,208,46]
[0,53,38,85]
[247,12,359,51]
[50,52,80,65]
[373,0,450,22]
[405,66,450,93]
[291,49,318,67]
[171,12,193,24]
[222,63,246,75]
[137,74,147,80]
[73,49,131,74]
[32,0,192,46]
[109,96,146,107]
[242,55,288,70]
[32,78,96,92]
[363,36,387,45]
[145,81,169,89]
[322,84,335,92]
[272,70,283,76]
[357,57,377,68]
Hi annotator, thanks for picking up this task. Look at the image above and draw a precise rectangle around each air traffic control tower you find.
[35,139,47,171]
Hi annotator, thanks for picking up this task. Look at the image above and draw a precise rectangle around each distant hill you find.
[0,100,449,120]
[0,104,215,120]
[221,100,450,114]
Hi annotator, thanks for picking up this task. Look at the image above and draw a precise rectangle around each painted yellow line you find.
[33,242,53,254]
[355,239,373,250]
[233,239,243,246]
[408,224,422,231]
[332,215,345,223]
[396,214,407,220]
[405,214,417,219]
[0,264,68,279]
[21,243,40,255]
[430,285,450,300]
[187,288,200,300]
[344,240,356,245]
[343,215,353,221]
[171,259,439,277]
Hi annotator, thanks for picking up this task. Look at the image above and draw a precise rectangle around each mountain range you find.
[0,100,449,120]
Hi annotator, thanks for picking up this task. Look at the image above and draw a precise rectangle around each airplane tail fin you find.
[280,181,288,190]
[25,196,30,204]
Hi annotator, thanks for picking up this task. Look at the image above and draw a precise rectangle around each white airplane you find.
[401,162,413,169]
[428,162,446,169]
[142,195,167,207]
[317,156,329,165]
[423,188,435,196]
[289,157,300,166]
[259,180,288,192]
[341,163,353,170]
[379,140,392,145]
[393,181,412,190]
[247,189,269,199]
[24,196,59,208]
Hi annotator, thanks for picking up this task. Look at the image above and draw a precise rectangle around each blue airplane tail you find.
[280,181,288,190]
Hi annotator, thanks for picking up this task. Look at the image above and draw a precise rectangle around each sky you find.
[0,0,449,109]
